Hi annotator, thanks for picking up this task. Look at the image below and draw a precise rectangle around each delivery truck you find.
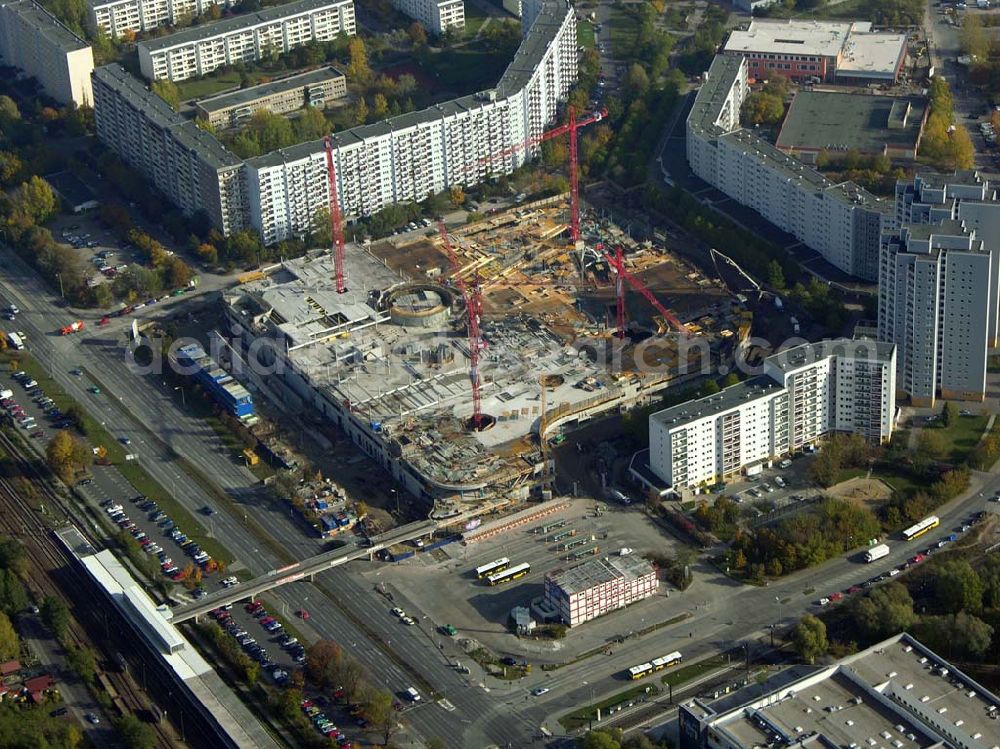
[864,543,890,563]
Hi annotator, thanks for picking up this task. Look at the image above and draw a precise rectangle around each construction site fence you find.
[452,193,571,237]
[463,498,571,544]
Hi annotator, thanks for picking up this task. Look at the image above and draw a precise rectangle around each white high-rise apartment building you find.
[137,0,356,81]
[0,0,94,106]
[390,0,464,35]
[245,0,576,244]
[686,55,890,281]
[649,340,896,492]
[92,0,575,240]
[878,220,992,407]
[92,64,247,235]
[87,0,229,38]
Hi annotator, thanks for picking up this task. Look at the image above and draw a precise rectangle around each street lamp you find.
[174,386,185,407]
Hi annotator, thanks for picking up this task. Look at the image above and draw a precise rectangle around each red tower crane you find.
[600,244,687,336]
[438,221,485,430]
[491,106,607,244]
[323,136,347,294]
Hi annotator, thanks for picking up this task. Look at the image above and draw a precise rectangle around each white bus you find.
[6,332,24,350]
[487,562,530,586]
[902,516,940,542]
[475,557,510,579]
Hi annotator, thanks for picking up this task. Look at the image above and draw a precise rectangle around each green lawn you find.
[559,683,660,731]
[577,19,596,49]
[176,70,243,102]
[661,655,727,688]
[934,413,990,465]
[833,464,922,497]
[463,2,490,38]
[418,46,512,92]
[607,6,639,59]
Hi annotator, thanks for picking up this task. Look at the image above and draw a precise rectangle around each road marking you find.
[437,699,456,711]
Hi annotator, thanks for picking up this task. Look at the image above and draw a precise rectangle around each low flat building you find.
[390,0,464,35]
[649,340,896,493]
[0,0,94,106]
[776,90,928,162]
[723,19,907,84]
[544,555,658,627]
[680,632,1000,749]
[195,66,346,128]
[137,0,356,81]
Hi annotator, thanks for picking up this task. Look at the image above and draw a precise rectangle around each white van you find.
[406,687,421,702]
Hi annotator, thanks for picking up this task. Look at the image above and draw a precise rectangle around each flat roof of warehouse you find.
[777,91,926,153]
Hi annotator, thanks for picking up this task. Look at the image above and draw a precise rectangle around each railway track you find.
[0,428,179,748]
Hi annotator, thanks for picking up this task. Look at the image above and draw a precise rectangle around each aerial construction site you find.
[222,197,748,516]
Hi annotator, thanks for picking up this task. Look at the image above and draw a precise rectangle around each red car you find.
[912,553,926,564]
[847,586,861,595]
[98,315,110,326]
[828,592,844,602]
[297,608,310,620]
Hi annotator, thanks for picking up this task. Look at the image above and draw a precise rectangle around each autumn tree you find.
[742,92,784,126]
[373,92,389,119]
[346,37,371,83]
[41,595,70,642]
[151,79,182,111]
[11,176,58,225]
[355,97,369,126]
[850,582,915,639]
[934,559,984,614]
[0,96,20,123]
[449,185,465,206]
[0,151,22,187]
[791,614,828,664]
[363,687,398,747]
[46,429,91,483]
[407,21,428,47]
[306,640,343,687]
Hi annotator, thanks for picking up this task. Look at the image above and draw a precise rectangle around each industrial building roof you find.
[838,31,908,79]
[54,527,281,749]
[685,633,1000,749]
[725,19,868,59]
[195,66,345,113]
[547,555,656,595]
[139,0,352,52]
[93,64,243,170]
[776,91,927,155]
[0,0,90,52]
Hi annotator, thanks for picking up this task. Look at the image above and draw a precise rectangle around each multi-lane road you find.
[0,247,542,748]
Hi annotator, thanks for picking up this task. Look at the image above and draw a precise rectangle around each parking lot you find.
[369,498,687,659]
[721,454,822,516]
[0,364,229,600]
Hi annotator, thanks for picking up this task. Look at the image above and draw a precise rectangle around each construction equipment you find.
[93,446,109,465]
[491,106,607,247]
[438,221,485,430]
[323,136,347,294]
[60,320,84,336]
[600,245,687,336]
